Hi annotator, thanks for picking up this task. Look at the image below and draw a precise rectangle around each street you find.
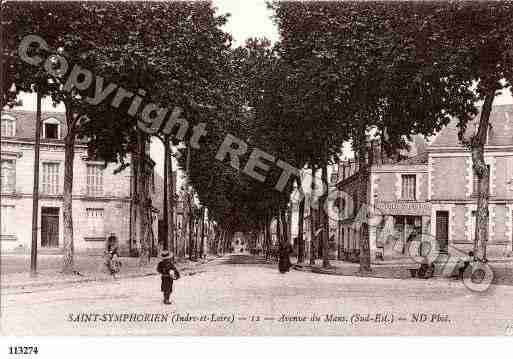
[2,254,513,336]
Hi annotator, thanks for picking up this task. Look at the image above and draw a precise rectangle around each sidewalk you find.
[292,258,513,286]
[1,255,220,290]
[293,260,413,280]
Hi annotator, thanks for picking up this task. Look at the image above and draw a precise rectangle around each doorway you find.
[41,207,59,248]
[436,211,449,253]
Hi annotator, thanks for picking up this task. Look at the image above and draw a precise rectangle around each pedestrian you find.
[458,251,475,279]
[156,250,180,305]
[278,241,293,273]
[105,233,121,278]
[106,233,119,257]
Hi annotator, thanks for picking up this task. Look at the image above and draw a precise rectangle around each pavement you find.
[2,254,513,335]
[292,256,513,286]
[1,253,219,290]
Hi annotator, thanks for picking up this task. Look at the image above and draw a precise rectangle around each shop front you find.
[373,201,431,260]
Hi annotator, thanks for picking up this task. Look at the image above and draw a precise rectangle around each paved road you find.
[2,254,512,335]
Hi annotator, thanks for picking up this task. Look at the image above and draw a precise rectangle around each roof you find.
[395,151,428,165]
[430,104,513,148]
[1,109,68,140]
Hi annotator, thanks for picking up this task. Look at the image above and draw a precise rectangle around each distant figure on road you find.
[278,241,293,273]
[157,250,180,305]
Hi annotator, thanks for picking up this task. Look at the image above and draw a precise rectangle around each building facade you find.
[428,104,513,258]
[336,105,513,262]
[1,110,157,255]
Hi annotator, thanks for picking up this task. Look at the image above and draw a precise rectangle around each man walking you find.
[156,250,180,305]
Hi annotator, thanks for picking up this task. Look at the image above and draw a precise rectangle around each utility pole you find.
[30,92,42,276]
[158,135,176,255]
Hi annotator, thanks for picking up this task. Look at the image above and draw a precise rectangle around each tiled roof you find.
[430,104,513,147]
[1,109,67,140]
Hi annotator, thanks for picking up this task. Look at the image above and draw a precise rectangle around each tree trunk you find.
[357,128,371,273]
[472,92,494,261]
[216,227,221,255]
[137,133,150,266]
[316,188,322,259]
[264,215,270,260]
[297,180,305,263]
[276,208,282,245]
[220,229,225,255]
[280,206,289,245]
[336,161,342,260]
[310,166,316,265]
[321,164,330,268]
[62,105,76,274]
[129,159,137,256]
[188,203,194,260]
[200,207,205,259]
[337,220,342,260]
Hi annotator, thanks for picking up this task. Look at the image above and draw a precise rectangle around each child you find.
[156,250,180,305]
[110,252,121,278]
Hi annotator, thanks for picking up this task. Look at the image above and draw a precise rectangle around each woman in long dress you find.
[278,241,293,273]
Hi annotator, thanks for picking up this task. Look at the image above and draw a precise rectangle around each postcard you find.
[2,0,513,345]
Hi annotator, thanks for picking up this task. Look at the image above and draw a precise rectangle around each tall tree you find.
[271,1,494,272]
[415,2,513,260]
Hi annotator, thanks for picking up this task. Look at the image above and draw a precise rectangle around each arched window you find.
[1,114,16,137]
[42,117,61,139]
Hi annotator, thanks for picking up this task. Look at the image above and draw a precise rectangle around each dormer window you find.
[1,115,16,137]
[43,118,61,139]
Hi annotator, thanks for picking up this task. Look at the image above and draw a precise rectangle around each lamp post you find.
[30,91,42,276]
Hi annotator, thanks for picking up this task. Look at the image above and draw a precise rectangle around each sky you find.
[7,0,513,180]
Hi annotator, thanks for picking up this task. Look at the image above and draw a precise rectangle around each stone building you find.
[336,104,513,262]
[428,104,513,258]
[0,109,158,255]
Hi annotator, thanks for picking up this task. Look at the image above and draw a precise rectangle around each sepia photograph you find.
[1,0,513,351]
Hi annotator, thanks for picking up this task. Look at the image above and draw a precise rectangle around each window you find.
[86,164,104,196]
[401,175,416,200]
[1,115,16,137]
[473,165,490,195]
[0,159,16,193]
[44,123,58,139]
[1,205,15,237]
[42,118,60,139]
[85,208,105,239]
[42,162,60,194]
